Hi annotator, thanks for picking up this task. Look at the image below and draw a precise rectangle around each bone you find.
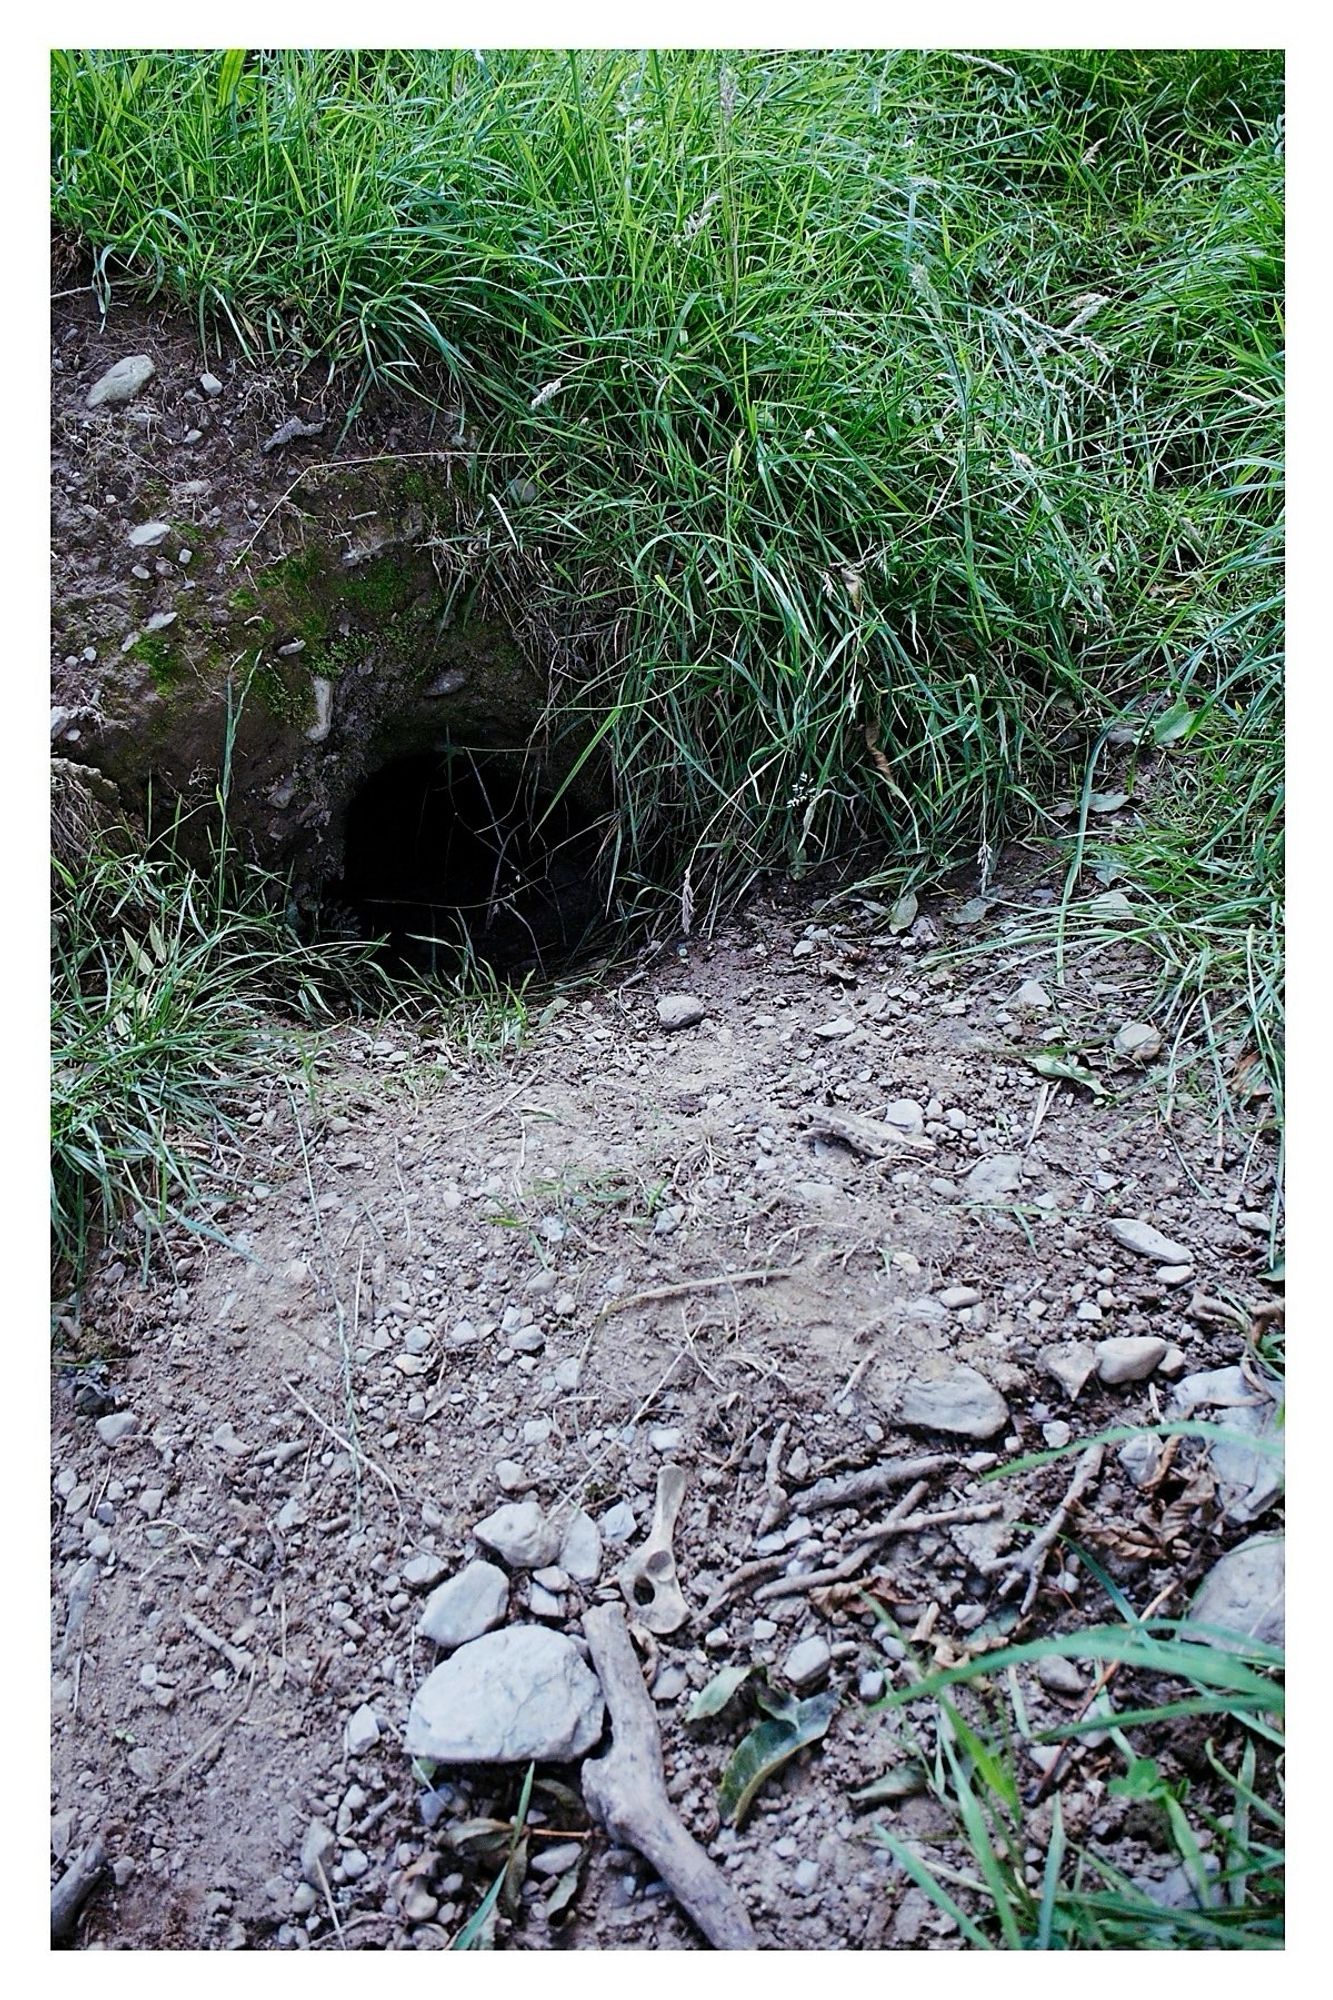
[618,1463,690,1634]
[581,1603,757,1950]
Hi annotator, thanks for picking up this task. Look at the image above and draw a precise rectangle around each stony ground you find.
[50,863,1284,1951]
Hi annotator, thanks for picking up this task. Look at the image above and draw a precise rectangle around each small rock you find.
[522,1417,552,1447]
[344,1703,380,1756]
[86,354,155,407]
[1013,980,1051,1012]
[529,1841,584,1879]
[405,1626,605,1763]
[599,1501,637,1544]
[300,1821,337,1886]
[127,520,171,549]
[1106,1217,1191,1265]
[1095,1335,1167,1385]
[1188,1535,1284,1653]
[1118,1434,1163,1487]
[529,1584,563,1618]
[813,1015,857,1039]
[495,1459,527,1493]
[401,1552,450,1591]
[400,1883,439,1923]
[533,1566,570,1592]
[473,1501,561,1569]
[783,1636,832,1689]
[962,1154,1023,1203]
[1113,1021,1162,1061]
[341,1849,370,1883]
[417,1561,510,1648]
[656,993,706,1031]
[1040,1341,1099,1400]
[1157,1265,1194,1288]
[558,1507,603,1584]
[95,1411,137,1446]
[898,1366,1009,1440]
[1042,1420,1072,1450]
[793,1858,821,1893]
[291,1882,317,1916]
[199,372,224,396]
[882,1099,925,1134]
[937,1285,981,1310]
[649,1426,683,1451]
[1036,1654,1087,1699]
[857,1669,885,1702]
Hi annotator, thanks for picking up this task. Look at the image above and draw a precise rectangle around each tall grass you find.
[51,49,1283,1068]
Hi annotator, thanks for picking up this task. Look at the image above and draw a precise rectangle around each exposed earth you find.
[50,863,1284,1950]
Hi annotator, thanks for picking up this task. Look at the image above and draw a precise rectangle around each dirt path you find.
[50,867,1282,1950]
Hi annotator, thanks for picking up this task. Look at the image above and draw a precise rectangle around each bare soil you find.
[50,865,1283,1950]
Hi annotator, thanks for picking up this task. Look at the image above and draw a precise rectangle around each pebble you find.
[1188,1536,1284,1653]
[86,354,155,407]
[529,1584,563,1618]
[651,1662,690,1702]
[95,1411,137,1446]
[1157,1265,1193,1287]
[962,1154,1023,1202]
[783,1636,832,1689]
[529,1841,584,1879]
[1013,980,1051,1011]
[649,1426,683,1451]
[1040,1340,1099,1400]
[522,1417,552,1446]
[533,1565,570,1592]
[344,1703,380,1756]
[1105,1216,1191,1265]
[495,1460,527,1492]
[599,1501,637,1544]
[401,1552,449,1591]
[558,1507,603,1583]
[898,1365,1010,1440]
[199,372,224,396]
[299,1821,337,1886]
[511,1328,545,1354]
[1041,1420,1072,1450]
[417,1561,510,1648]
[1118,1434,1163,1487]
[341,1849,370,1883]
[858,1669,886,1702]
[473,1501,561,1569]
[405,1626,605,1763]
[813,1016,857,1039]
[793,1859,821,1893]
[1095,1335,1168,1385]
[127,520,171,549]
[883,1099,925,1134]
[1036,1654,1087,1699]
[656,993,706,1031]
[1114,1021,1162,1061]
[937,1285,981,1310]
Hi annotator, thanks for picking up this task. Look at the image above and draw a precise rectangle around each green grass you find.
[51,48,1284,1095]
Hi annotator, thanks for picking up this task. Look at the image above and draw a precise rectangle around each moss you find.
[249,658,313,728]
[129,633,188,694]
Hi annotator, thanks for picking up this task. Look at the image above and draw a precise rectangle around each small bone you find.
[618,1463,690,1634]
[582,1604,757,1949]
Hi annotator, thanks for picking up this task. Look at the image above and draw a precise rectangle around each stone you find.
[898,1366,1009,1440]
[1106,1217,1191,1265]
[557,1507,603,1583]
[1013,980,1051,1011]
[300,1821,337,1886]
[199,372,224,396]
[1169,1366,1283,1523]
[883,1098,925,1134]
[1113,1021,1162,1061]
[857,1668,885,1702]
[656,993,706,1031]
[341,1849,370,1882]
[1118,1434,1163,1487]
[529,1841,584,1879]
[344,1703,380,1756]
[1040,1341,1099,1400]
[649,1426,683,1451]
[86,354,155,407]
[783,1636,832,1689]
[417,1561,510,1649]
[1188,1535,1284,1653]
[599,1501,637,1544]
[793,1858,821,1893]
[529,1584,563,1618]
[962,1154,1023,1203]
[1095,1336,1167,1385]
[95,1411,137,1446]
[1036,1654,1087,1699]
[473,1501,561,1569]
[937,1285,981,1310]
[127,520,171,549]
[401,1552,449,1591]
[651,1662,689,1702]
[1042,1420,1072,1450]
[494,1460,527,1493]
[405,1626,605,1763]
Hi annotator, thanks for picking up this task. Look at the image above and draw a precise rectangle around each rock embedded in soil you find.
[1095,1335,1168,1385]
[127,520,171,549]
[1169,1366,1283,1523]
[599,1501,637,1544]
[937,1285,981,1310]
[417,1561,510,1649]
[962,1154,1023,1203]
[472,1500,562,1569]
[1013,980,1052,1012]
[898,1366,1009,1439]
[557,1506,603,1583]
[344,1703,380,1756]
[300,1821,337,1886]
[86,354,155,408]
[784,1636,832,1689]
[1105,1217,1192,1265]
[1188,1536,1284,1653]
[1036,1655,1087,1699]
[405,1625,605,1764]
[656,993,706,1031]
[401,1551,450,1591]
[95,1411,137,1446]
[1114,1021,1163,1061]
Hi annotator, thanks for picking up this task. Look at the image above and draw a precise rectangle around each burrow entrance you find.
[327,749,613,978]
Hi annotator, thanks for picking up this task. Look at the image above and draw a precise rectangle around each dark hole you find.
[329,750,609,977]
[632,1578,656,1606]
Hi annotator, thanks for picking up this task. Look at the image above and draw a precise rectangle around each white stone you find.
[783,1636,832,1689]
[405,1626,605,1763]
[1095,1336,1167,1385]
[417,1561,510,1649]
[344,1703,380,1755]
[962,1155,1023,1202]
[1106,1217,1191,1264]
[656,993,705,1030]
[557,1506,603,1583]
[86,354,155,407]
[1188,1536,1284,1654]
[473,1500,561,1569]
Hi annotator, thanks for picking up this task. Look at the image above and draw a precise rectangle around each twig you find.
[51,1834,109,1946]
[180,1609,253,1675]
[756,1419,792,1536]
[581,1604,758,1950]
[982,1444,1105,1615]
[786,1452,956,1521]
[754,1493,1003,1603]
[832,1351,878,1411]
[594,1264,798,1323]
[283,1378,402,1511]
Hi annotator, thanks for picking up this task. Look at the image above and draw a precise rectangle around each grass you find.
[51,48,1284,1094]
